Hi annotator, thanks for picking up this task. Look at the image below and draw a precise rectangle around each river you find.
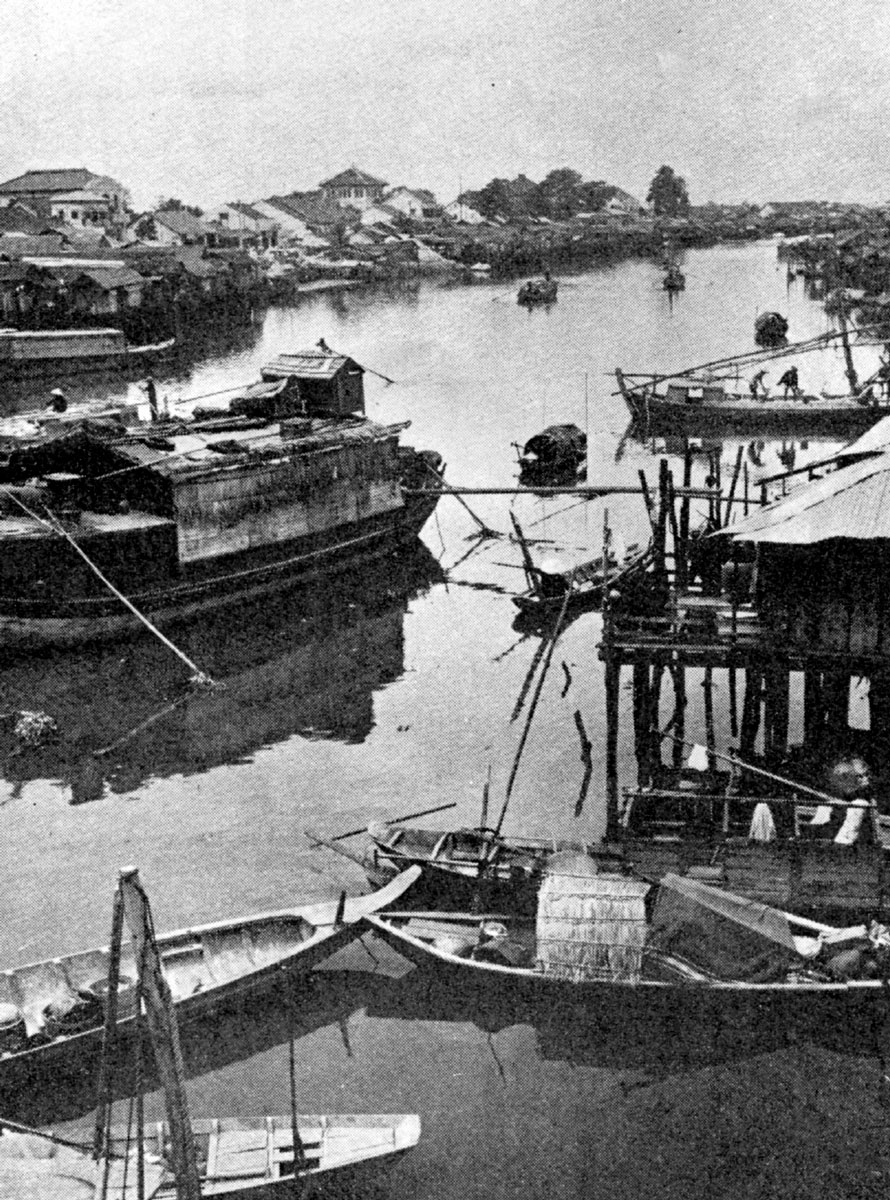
[0,240,887,1197]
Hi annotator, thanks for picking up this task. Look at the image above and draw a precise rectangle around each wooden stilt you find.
[803,669,823,749]
[632,662,650,788]
[729,665,738,740]
[764,663,790,763]
[740,668,763,758]
[672,663,686,768]
[704,665,716,768]
[605,660,621,838]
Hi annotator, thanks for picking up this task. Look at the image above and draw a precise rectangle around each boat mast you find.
[118,867,202,1200]
[835,289,859,393]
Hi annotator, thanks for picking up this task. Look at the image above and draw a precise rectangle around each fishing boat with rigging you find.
[615,324,890,432]
[0,346,443,647]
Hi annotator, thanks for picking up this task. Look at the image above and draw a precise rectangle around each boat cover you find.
[536,854,650,983]
[522,424,586,462]
[647,873,798,982]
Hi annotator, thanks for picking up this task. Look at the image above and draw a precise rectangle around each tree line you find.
[460,166,689,221]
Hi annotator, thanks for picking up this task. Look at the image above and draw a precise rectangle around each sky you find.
[1,0,890,213]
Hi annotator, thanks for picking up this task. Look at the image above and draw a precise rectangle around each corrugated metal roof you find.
[730,454,890,544]
[320,167,387,189]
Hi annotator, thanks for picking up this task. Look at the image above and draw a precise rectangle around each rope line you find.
[2,487,214,685]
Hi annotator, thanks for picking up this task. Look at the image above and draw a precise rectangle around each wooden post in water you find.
[679,444,692,584]
[632,663,650,789]
[649,662,664,781]
[803,669,824,749]
[605,660,621,838]
[822,669,852,743]
[740,669,763,758]
[672,663,686,768]
[656,459,669,580]
[704,665,716,769]
[764,663,790,763]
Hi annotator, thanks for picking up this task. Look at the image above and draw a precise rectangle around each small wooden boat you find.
[754,311,789,346]
[0,868,419,1087]
[366,823,617,912]
[615,367,890,433]
[517,277,557,305]
[363,864,890,1017]
[0,1112,420,1198]
[662,267,685,292]
[510,513,647,619]
[517,424,586,477]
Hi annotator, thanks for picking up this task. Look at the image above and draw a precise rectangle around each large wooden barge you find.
[0,327,173,375]
[0,348,442,646]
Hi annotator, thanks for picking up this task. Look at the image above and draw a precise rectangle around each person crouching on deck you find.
[777,366,801,399]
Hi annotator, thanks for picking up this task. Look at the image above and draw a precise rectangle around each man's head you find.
[827,756,871,798]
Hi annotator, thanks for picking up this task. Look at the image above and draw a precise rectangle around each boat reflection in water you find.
[0,542,444,803]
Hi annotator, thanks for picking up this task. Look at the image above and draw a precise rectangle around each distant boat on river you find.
[0,327,174,376]
[0,347,443,647]
[517,276,558,305]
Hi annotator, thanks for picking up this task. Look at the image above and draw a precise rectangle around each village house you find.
[0,169,129,233]
[217,202,278,249]
[255,193,349,247]
[443,198,486,225]
[49,191,114,230]
[319,168,387,212]
[131,208,213,247]
[382,187,439,219]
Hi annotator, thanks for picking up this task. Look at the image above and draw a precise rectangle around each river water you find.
[1,241,888,1197]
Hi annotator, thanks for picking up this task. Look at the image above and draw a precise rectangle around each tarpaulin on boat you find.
[647,873,798,983]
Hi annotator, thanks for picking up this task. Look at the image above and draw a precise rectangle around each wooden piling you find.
[740,668,763,758]
[605,660,621,838]
[672,663,687,768]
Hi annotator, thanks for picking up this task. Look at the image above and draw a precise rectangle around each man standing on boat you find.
[777,366,800,398]
[749,369,768,400]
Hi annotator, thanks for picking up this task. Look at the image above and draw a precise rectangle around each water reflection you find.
[0,543,444,802]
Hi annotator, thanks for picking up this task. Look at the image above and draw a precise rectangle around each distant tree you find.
[646,166,689,217]
[576,180,611,212]
[157,197,204,217]
[539,168,583,220]
[133,214,158,241]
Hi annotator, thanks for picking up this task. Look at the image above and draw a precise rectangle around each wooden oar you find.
[320,801,458,843]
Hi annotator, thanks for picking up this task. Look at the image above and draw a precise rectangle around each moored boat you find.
[0,347,443,647]
[0,1112,421,1198]
[363,862,890,1018]
[517,424,586,479]
[517,277,558,305]
[0,868,419,1089]
[0,327,174,376]
[615,366,890,432]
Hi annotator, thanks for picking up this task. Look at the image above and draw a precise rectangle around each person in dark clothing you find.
[142,376,159,421]
[777,366,800,398]
[47,388,67,413]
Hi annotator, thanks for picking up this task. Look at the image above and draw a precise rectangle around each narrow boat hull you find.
[0,871,420,1096]
[363,911,885,1027]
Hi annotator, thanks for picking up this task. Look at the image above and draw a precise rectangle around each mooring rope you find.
[2,487,215,686]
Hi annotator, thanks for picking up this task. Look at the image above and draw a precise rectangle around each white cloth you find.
[686,744,710,772]
[834,798,870,846]
[748,802,777,842]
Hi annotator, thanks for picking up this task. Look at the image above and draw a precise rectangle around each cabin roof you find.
[112,416,394,479]
[729,453,890,544]
[261,350,361,380]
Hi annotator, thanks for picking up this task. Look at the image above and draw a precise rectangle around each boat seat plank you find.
[200,930,256,987]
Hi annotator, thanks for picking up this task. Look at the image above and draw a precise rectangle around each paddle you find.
[321,801,458,843]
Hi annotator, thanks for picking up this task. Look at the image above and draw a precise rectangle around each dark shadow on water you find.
[0,542,445,800]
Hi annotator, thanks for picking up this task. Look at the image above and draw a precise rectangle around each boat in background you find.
[517,276,558,305]
[662,266,685,292]
[516,423,586,481]
[0,347,443,646]
[754,311,789,347]
[0,327,174,376]
[615,365,890,432]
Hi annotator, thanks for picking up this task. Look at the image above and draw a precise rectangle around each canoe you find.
[512,544,647,618]
[366,824,624,912]
[0,868,419,1087]
[362,867,890,1018]
[615,367,890,433]
[0,1112,420,1198]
